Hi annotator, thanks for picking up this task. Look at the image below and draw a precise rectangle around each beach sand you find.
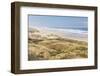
[30,27,88,42]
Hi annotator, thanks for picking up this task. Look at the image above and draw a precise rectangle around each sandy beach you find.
[29,26,88,42]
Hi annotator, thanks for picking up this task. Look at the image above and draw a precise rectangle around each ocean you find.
[49,27,88,34]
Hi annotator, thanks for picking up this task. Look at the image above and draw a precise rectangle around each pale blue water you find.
[49,27,88,34]
[53,27,88,31]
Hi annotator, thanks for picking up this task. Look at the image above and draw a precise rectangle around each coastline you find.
[29,26,88,42]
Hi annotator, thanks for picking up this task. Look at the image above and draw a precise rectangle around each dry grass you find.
[28,38,88,60]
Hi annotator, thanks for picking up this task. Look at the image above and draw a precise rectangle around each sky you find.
[29,15,88,30]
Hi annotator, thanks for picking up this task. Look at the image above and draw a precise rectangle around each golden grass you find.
[28,38,88,60]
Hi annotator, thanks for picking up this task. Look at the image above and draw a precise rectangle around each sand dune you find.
[28,27,88,60]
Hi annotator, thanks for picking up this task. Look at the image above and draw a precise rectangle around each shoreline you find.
[29,26,88,42]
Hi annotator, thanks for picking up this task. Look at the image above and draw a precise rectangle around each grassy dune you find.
[28,28,88,60]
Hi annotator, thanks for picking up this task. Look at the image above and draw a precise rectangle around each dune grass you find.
[28,38,88,60]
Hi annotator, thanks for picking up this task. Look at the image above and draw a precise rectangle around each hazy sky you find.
[29,15,88,30]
